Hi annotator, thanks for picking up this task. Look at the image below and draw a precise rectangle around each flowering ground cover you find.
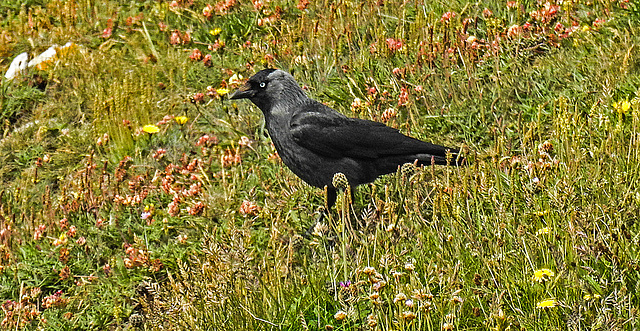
[1,0,639,329]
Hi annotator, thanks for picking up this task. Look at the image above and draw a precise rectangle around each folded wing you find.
[290,110,455,161]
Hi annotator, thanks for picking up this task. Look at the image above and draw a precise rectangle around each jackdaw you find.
[230,69,462,208]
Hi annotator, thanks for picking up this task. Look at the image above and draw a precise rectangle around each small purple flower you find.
[141,212,152,220]
[339,281,352,288]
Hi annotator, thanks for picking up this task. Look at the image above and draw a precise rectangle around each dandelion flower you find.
[142,125,160,134]
[536,298,557,308]
[532,268,555,282]
[614,99,632,114]
[175,116,188,125]
[621,100,631,113]
[216,87,230,96]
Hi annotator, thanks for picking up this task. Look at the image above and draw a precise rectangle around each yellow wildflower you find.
[584,293,601,300]
[142,125,160,134]
[210,28,222,36]
[536,298,557,308]
[536,227,551,235]
[614,99,632,114]
[532,268,555,282]
[53,233,68,246]
[175,116,188,125]
[216,88,230,96]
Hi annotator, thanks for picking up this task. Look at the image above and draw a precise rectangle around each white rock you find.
[27,45,58,68]
[4,52,29,80]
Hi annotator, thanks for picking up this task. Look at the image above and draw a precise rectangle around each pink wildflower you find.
[440,11,456,23]
[385,38,403,52]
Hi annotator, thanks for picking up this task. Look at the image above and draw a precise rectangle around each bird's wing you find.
[290,110,450,159]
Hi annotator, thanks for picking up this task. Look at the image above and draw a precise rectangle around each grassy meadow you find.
[1,0,640,329]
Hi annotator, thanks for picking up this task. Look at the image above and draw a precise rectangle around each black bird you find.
[230,69,462,208]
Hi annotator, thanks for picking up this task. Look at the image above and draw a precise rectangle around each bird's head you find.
[230,69,307,112]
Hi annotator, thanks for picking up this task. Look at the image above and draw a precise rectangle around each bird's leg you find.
[312,186,338,225]
[349,186,355,204]
[325,186,338,211]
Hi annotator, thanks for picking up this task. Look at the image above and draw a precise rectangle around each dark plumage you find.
[230,69,462,208]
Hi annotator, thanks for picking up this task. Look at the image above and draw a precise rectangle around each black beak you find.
[229,83,255,100]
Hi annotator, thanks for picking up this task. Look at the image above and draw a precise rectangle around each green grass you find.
[1,0,640,329]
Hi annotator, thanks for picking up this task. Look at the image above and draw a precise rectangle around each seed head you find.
[332,172,349,190]
[400,162,417,178]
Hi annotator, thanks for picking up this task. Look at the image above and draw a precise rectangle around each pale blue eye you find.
[260,82,266,88]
